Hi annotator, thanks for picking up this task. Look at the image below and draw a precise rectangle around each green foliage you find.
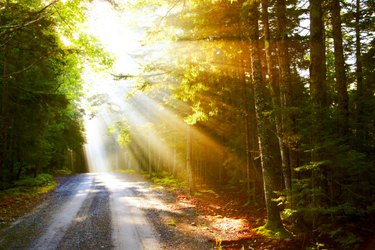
[15,173,55,187]
[305,242,327,250]
[199,189,217,195]
[291,131,375,248]
[116,168,137,174]
[254,225,292,239]
[0,0,113,182]
[54,169,73,176]
[152,175,179,187]
[0,175,56,201]
[108,120,132,147]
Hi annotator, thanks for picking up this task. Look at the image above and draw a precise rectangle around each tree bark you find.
[275,0,300,207]
[309,0,327,107]
[261,0,290,202]
[247,0,286,232]
[1,39,10,183]
[241,58,256,203]
[186,123,194,193]
[355,0,364,143]
[331,0,349,136]
[309,0,328,209]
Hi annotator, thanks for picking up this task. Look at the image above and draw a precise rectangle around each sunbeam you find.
[82,0,247,187]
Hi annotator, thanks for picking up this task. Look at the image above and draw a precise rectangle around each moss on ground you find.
[255,223,292,239]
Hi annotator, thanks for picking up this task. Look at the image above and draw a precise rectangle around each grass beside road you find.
[0,174,57,227]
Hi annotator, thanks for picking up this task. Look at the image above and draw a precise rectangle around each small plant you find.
[315,242,327,250]
[215,236,222,250]
[117,168,137,174]
[255,224,292,238]
[167,219,176,227]
[54,169,73,176]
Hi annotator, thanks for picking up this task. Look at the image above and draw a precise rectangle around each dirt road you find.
[0,173,162,250]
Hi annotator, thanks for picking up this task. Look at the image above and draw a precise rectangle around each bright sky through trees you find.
[82,0,142,172]
[81,0,184,173]
[81,0,226,174]
[86,0,142,74]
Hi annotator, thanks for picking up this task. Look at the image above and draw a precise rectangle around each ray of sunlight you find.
[82,0,246,177]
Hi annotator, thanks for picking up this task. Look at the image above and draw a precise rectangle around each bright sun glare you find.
[86,0,144,74]
[82,0,226,174]
[82,0,174,172]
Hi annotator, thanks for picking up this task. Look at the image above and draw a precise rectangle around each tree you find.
[244,0,287,234]
[309,0,327,106]
[331,0,349,136]
[111,0,375,246]
[0,0,111,184]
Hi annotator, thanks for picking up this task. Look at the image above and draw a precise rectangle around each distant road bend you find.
[0,173,161,250]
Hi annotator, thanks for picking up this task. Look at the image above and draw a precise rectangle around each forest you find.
[1,0,374,249]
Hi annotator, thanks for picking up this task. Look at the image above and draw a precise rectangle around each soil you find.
[145,185,304,250]
[0,186,55,231]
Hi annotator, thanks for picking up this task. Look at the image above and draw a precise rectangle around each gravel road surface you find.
[0,173,162,250]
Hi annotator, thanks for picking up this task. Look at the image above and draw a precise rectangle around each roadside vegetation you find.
[0,173,56,228]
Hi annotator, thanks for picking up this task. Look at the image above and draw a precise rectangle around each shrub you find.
[15,173,54,187]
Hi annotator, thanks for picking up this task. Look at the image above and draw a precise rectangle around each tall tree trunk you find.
[309,0,328,209]
[1,0,12,183]
[241,58,256,203]
[355,0,364,143]
[1,42,10,183]
[262,0,291,202]
[309,0,327,156]
[248,62,262,199]
[173,132,177,177]
[310,0,327,107]
[275,0,299,207]
[186,123,194,193]
[247,0,287,233]
[331,0,349,136]
[148,136,152,173]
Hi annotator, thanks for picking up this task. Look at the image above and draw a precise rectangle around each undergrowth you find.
[254,224,292,239]
[53,168,73,176]
[1,173,56,199]
[143,171,187,191]
[116,168,137,174]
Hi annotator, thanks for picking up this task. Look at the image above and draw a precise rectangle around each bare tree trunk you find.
[1,41,10,183]
[247,0,287,233]
[309,0,328,209]
[275,0,299,207]
[248,63,263,203]
[1,0,12,183]
[173,132,177,177]
[147,134,153,174]
[331,0,349,136]
[186,124,194,193]
[260,0,288,206]
[310,0,327,107]
[241,58,256,203]
[355,0,364,143]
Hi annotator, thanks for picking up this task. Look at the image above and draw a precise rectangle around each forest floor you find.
[0,186,54,231]
[0,173,374,249]
[147,182,305,249]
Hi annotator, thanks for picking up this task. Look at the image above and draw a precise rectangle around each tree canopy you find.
[0,0,112,183]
